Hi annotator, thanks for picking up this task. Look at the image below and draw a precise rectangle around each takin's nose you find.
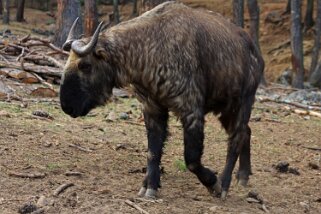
[60,102,76,118]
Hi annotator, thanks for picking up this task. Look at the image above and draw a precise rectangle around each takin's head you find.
[60,18,116,118]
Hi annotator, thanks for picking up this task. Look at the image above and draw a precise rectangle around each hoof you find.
[237,178,249,187]
[137,187,147,197]
[207,178,222,197]
[213,178,222,194]
[221,190,228,201]
[145,188,157,199]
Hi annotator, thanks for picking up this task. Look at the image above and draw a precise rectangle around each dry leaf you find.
[31,87,57,97]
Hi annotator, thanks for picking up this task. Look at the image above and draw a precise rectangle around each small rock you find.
[277,69,292,86]
[20,103,28,108]
[299,201,310,213]
[43,141,52,147]
[112,88,130,98]
[128,167,147,174]
[251,116,261,122]
[106,111,117,122]
[119,112,129,120]
[308,162,319,170]
[18,202,38,214]
[36,196,51,207]
[248,190,264,204]
[32,110,53,119]
[0,110,11,117]
[288,167,300,175]
[303,116,310,120]
[209,205,219,212]
[115,143,127,150]
[274,161,289,173]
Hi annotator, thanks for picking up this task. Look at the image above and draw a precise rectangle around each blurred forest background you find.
[0,0,320,90]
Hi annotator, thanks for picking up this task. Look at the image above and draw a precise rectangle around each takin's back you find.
[107,1,263,109]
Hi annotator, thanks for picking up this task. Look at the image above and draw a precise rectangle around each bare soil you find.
[0,95,321,214]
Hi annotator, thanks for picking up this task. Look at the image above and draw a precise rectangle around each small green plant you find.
[174,159,187,172]
[46,163,60,170]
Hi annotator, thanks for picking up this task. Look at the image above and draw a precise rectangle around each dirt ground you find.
[1,0,321,213]
[0,94,321,214]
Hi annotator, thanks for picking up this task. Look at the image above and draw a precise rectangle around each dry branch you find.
[124,199,150,214]
[19,36,69,56]
[68,143,93,153]
[8,171,46,179]
[65,171,82,177]
[30,72,54,89]
[257,96,321,111]
[302,146,321,151]
[291,108,321,118]
[53,183,74,196]
[0,54,10,63]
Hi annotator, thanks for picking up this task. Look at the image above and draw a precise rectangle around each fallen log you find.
[0,62,62,77]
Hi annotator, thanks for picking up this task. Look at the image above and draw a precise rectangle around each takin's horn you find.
[62,17,80,51]
[71,22,104,56]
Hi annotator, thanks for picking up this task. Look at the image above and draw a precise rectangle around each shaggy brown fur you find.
[60,1,264,200]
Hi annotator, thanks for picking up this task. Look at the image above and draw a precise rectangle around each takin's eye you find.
[78,61,92,73]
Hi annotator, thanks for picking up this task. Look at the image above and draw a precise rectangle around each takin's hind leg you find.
[219,98,253,200]
[220,125,251,200]
[138,110,168,199]
[182,111,222,198]
[236,125,252,187]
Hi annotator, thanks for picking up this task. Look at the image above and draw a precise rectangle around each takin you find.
[59,1,264,200]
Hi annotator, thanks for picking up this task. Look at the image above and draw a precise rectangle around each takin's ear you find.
[94,48,109,60]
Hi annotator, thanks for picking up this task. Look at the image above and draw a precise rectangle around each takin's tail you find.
[249,39,265,79]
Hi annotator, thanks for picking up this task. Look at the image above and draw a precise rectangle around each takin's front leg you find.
[181,111,222,198]
[138,110,168,199]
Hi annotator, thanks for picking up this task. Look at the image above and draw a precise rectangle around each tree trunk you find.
[84,0,98,36]
[291,0,305,88]
[132,0,138,17]
[304,0,314,30]
[247,0,266,85]
[53,0,83,47]
[310,0,321,82]
[310,63,321,87]
[48,0,55,15]
[0,0,3,16]
[233,0,244,27]
[16,0,25,22]
[2,0,9,24]
[285,0,291,14]
[113,0,120,24]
